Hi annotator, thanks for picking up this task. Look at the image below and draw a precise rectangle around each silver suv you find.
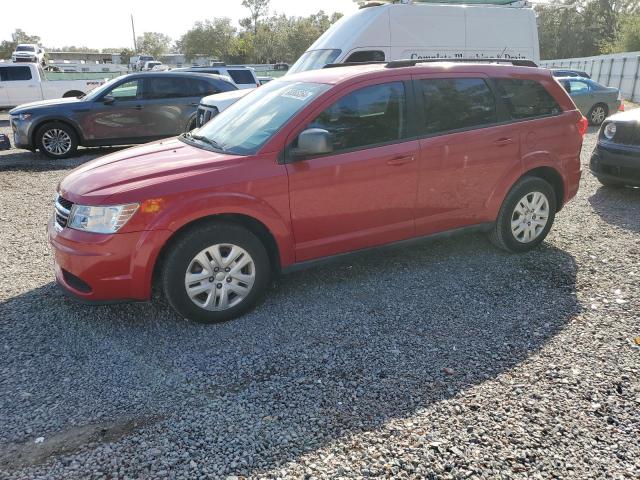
[174,65,259,90]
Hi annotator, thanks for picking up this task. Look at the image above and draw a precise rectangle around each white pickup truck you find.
[0,63,115,108]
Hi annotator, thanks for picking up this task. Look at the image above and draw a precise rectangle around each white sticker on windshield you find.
[281,87,315,101]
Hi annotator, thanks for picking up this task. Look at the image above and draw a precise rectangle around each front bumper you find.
[590,143,640,186]
[12,56,37,63]
[48,219,172,303]
[9,117,34,149]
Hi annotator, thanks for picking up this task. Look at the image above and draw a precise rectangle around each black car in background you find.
[9,72,237,158]
[591,108,640,187]
[552,69,591,79]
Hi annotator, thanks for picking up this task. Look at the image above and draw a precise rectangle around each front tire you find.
[36,122,78,159]
[489,177,557,253]
[162,222,271,323]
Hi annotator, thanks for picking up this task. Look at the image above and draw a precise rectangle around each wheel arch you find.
[62,90,85,98]
[521,166,565,211]
[31,118,84,147]
[151,213,283,293]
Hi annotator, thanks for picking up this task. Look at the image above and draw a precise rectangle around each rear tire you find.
[489,176,557,253]
[162,222,271,323]
[35,122,78,159]
[588,103,608,126]
[62,90,84,98]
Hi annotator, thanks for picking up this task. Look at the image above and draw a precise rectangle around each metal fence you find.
[541,52,640,102]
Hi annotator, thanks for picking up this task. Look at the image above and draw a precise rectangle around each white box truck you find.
[289,0,540,74]
[196,0,541,123]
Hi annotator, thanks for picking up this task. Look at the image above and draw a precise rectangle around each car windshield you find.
[185,80,330,155]
[16,46,36,52]
[289,49,341,75]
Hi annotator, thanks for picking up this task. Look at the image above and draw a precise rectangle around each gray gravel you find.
[0,110,638,479]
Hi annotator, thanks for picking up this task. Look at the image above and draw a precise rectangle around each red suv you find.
[49,61,586,323]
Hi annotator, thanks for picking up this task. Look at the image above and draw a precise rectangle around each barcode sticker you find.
[281,88,315,101]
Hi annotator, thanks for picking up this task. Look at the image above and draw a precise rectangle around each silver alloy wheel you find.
[591,106,607,125]
[42,128,72,156]
[511,191,550,244]
[184,244,256,311]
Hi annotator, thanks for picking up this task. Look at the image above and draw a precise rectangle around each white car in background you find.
[11,44,46,65]
[195,88,253,127]
[144,61,164,71]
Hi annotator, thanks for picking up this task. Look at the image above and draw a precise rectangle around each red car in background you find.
[49,60,586,323]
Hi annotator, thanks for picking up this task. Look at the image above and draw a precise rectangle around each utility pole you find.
[131,14,137,53]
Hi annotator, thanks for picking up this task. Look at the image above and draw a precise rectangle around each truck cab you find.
[0,64,108,108]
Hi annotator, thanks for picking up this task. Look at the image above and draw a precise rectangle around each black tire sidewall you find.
[162,223,271,324]
[496,178,557,253]
[36,122,78,159]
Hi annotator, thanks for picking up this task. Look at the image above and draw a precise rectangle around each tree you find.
[118,48,135,65]
[178,18,236,61]
[242,0,271,37]
[136,32,172,58]
[602,15,640,53]
[536,0,640,59]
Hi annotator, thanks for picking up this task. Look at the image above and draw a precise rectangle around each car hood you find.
[606,107,640,123]
[58,138,242,204]
[9,97,83,114]
[201,89,252,106]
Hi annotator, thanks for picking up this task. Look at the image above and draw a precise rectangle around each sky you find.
[2,0,360,50]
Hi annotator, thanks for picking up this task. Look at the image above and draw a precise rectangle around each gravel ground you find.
[0,110,638,479]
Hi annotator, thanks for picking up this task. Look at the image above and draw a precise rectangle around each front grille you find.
[54,195,73,230]
[196,105,218,128]
[612,123,640,146]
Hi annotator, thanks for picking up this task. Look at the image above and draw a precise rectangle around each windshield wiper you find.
[191,133,224,151]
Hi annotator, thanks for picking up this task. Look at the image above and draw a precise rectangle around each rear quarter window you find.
[227,69,256,85]
[495,79,562,120]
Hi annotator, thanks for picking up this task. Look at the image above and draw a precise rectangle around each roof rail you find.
[323,61,387,69]
[386,58,538,68]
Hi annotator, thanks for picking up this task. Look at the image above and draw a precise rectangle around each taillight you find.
[619,103,625,112]
[577,116,589,137]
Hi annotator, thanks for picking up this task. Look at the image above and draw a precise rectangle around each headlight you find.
[68,203,139,234]
[12,113,32,121]
[603,122,617,140]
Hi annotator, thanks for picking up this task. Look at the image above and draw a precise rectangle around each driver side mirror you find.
[102,95,115,105]
[291,128,333,159]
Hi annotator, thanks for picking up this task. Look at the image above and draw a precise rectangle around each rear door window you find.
[227,69,255,85]
[145,77,192,99]
[418,78,497,135]
[0,66,33,81]
[305,82,407,153]
[495,79,562,120]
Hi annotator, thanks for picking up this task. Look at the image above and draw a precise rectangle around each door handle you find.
[189,102,199,107]
[494,138,513,146]
[132,105,143,110]
[386,155,415,166]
